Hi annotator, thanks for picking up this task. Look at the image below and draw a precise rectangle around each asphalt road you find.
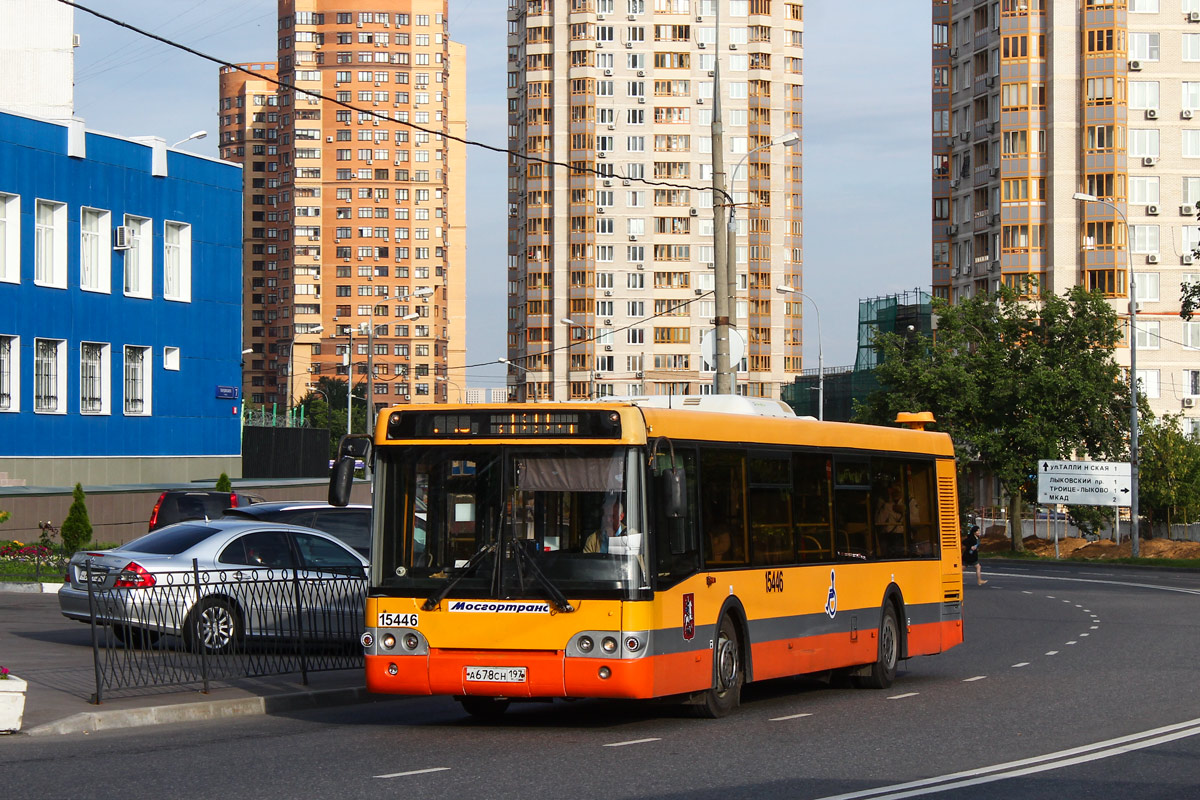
[4,561,1200,799]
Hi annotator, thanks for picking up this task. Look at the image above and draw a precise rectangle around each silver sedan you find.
[59,519,367,653]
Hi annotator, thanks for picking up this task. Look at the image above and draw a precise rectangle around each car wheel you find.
[458,696,511,719]
[853,604,900,690]
[111,625,161,648]
[688,614,743,718]
[185,597,243,655]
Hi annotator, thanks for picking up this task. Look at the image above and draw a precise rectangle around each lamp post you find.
[776,286,823,420]
[365,288,429,431]
[171,130,207,148]
[715,131,801,395]
[499,358,532,402]
[1073,191,1139,557]
[286,324,322,414]
[560,317,592,399]
[436,376,464,403]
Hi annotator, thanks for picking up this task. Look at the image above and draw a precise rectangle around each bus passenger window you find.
[699,448,748,567]
[794,453,833,563]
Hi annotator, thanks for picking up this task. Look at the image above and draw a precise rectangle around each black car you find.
[220,502,372,557]
[148,490,265,531]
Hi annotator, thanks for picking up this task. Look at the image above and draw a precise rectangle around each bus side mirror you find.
[658,468,685,519]
[329,435,372,507]
[329,457,356,507]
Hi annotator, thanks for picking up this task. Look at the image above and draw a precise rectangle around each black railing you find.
[84,559,365,702]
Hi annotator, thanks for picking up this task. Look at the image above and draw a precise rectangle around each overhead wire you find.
[57,0,732,205]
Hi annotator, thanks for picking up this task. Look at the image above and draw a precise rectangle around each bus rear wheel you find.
[458,696,511,719]
[690,614,743,718]
[853,604,899,690]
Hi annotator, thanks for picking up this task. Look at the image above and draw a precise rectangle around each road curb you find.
[22,685,377,736]
[0,582,62,594]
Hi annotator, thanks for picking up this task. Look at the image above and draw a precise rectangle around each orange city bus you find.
[330,395,964,718]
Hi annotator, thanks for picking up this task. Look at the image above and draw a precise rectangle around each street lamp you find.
[303,384,330,404]
[714,131,801,396]
[286,324,322,412]
[560,317,592,399]
[171,130,207,148]
[436,376,464,402]
[776,286,823,420]
[1073,191,1139,557]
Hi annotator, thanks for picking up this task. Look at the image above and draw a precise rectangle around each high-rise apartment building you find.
[0,0,75,121]
[934,0,1200,427]
[219,0,465,412]
[505,0,804,401]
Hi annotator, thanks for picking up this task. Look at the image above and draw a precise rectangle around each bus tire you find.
[459,696,511,719]
[690,614,743,718]
[853,604,899,690]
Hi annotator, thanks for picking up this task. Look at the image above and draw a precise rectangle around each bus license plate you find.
[465,666,526,683]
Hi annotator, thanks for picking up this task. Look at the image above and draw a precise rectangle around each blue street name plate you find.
[216,385,240,400]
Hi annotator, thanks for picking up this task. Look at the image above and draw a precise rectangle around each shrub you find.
[60,483,93,556]
[215,472,232,492]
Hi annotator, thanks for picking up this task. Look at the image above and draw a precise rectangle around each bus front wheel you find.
[690,614,743,718]
[853,604,899,690]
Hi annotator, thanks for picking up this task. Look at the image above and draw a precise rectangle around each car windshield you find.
[120,524,216,555]
[374,445,647,600]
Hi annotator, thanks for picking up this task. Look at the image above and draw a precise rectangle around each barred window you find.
[124,345,150,415]
[81,342,106,414]
[35,339,62,412]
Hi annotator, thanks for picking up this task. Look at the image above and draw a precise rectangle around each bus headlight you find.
[381,633,396,650]
[403,633,420,650]
[601,636,618,654]
[578,635,594,653]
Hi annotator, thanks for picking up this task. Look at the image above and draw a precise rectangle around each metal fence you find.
[82,559,365,702]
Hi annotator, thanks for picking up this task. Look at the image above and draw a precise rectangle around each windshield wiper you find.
[422,542,496,611]
[510,541,575,613]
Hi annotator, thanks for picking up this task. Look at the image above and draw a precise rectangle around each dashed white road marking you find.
[963,676,987,682]
[375,768,451,779]
[770,712,813,721]
[1022,590,1033,594]
[887,692,919,700]
[1091,626,1099,630]
[1012,662,1030,668]
[1066,641,1077,645]
[1046,651,1059,656]
[604,737,661,748]
[1080,633,1090,637]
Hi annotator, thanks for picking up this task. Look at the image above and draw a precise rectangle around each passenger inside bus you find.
[707,524,744,565]
[583,496,625,554]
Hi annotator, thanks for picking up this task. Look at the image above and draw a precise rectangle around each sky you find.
[69,0,929,392]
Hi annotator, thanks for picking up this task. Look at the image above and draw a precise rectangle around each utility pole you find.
[710,0,734,395]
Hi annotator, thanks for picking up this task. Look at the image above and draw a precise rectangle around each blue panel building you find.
[0,110,244,487]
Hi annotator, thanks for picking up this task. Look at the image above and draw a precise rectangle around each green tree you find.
[215,472,232,492]
[857,283,1131,551]
[1138,414,1200,531]
[301,376,366,458]
[60,483,93,555]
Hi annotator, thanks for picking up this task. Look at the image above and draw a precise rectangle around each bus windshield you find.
[374,445,648,601]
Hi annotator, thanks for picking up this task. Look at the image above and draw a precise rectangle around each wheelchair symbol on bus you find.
[824,569,837,618]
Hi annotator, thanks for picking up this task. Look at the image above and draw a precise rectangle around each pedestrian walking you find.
[963,522,987,585]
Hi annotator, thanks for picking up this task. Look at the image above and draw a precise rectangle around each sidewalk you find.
[0,588,388,737]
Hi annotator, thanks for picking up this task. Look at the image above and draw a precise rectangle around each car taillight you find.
[229,493,239,508]
[148,491,166,531]
[114,561,156,588]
